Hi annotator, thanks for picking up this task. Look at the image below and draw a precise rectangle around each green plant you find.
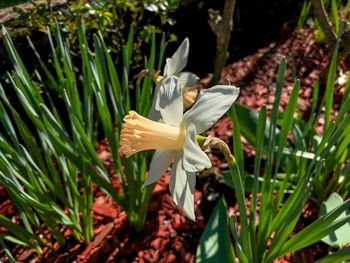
[320,192,350,248]
[0,26,96,260]
[0,23,166,259]
[5,0,179,70]
[233,37,350,205]
[297,0,350,91]
[82,26,166,230]
[0,215,43,261]
[196,58,350,262]
[0,0,27,8]
[289,38,350,204]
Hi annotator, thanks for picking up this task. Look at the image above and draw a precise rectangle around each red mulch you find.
[0,25,347,262]
[209,26,348,157]
[0,146,206,263]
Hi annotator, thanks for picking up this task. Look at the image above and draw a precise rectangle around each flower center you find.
[120,111,185,157]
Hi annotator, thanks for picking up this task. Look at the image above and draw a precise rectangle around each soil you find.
[0,25,347,262]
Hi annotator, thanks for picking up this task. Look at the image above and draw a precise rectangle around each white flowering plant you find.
[120,37,239,220]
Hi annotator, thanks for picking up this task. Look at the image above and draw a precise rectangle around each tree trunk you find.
[208,0,236,85]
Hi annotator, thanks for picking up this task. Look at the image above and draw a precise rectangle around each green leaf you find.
[229,216,248,263]
[331,0,339,34]
[277,198,350,256]
[234,103,280,149]
[311,79,319,115]
[196,198,235,263]
[250,105,266,262]
[0,215,42,251]
[324,35,338,130]
[228,159,252,261]
[315,246,350,263]
[320,192,350,247]
[297,0,311,30]
[0,237,16,263]
[221,171,292,194]
[257,59,286,259]
[275,79,300,172]
[229,105,244,175]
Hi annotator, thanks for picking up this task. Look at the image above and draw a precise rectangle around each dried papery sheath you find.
[183,87,198,111]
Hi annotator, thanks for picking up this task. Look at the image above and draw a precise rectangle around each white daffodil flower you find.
[148,38,199,121]
[120,84,239,220]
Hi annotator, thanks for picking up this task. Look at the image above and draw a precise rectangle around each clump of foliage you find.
[5,0,179,67]
[197,58,350,262]
[0,0,27,8]
[0,22,165,260]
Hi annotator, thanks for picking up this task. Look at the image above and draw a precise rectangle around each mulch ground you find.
[0,25,347,262]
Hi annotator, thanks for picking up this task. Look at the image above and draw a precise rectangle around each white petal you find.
[183,85,240,134]
[147,106,161,122]
[144,150,175,185]
[169,156,196,220]
[148,82,162,121]
[148,93,162,122]
[157,76,183,125]
[178,72,199,88]
[164,38,189,76]
[182,124,211,172]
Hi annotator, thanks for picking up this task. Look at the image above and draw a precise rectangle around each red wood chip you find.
[16,248,35,261]
[93,202,117,219]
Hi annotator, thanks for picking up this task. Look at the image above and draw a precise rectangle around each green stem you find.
[201,135,253,261]
[228,157,253,262]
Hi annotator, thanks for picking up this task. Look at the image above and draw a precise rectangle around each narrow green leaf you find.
[320,193,350,247]
[196,198,235,263]
[233,103,278,148]
[0,237,16,263]
[297,1,312,30]
[257,58,286,259]
[229,159,252,261]
[229,105,244,176]
[278,198,350,256]
[229,216,248,263]
[250,105,266,261]
[315,246,350,263]
[331,0,339,34]
[157,33,166,71]
[324,37,338,130]
[311,79,319,115]
[275,80,300,172]
[0,215,43,250]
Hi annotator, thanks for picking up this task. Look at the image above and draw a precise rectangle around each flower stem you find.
[200,135,253,261]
